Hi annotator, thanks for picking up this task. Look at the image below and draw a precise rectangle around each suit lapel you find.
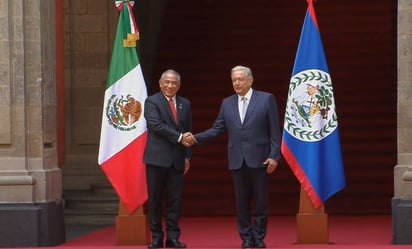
[230,95,242,124]
[243,91,258,123]
[158,93,176,124]
[175,96,182,123]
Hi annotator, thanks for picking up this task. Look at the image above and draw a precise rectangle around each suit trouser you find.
[232,162,269,242]
[146,164,184,241]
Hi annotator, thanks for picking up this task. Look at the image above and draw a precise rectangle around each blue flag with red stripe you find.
[281,0,345,208]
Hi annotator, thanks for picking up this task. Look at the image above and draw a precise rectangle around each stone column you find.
[393,0,412,245]
[0,0,65,247]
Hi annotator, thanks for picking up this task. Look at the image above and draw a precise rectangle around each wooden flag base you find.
[115,201,150,245]
[296,187,329,244]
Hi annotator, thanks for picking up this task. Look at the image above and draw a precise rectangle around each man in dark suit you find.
[144,69,194,249]
[193,65,281,248]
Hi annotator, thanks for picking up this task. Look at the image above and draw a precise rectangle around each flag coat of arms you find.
[98,0,148,213]
[281,0,345,208]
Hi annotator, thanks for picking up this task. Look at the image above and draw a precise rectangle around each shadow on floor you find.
[65,224,109,241]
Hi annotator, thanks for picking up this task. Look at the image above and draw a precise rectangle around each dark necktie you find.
[169,97,178,123]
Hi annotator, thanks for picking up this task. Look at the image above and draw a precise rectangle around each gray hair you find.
[231,65,253,78]
[160,69,181,83]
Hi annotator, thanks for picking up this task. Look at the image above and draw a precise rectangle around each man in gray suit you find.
[144,69,194,249]
[193,65,281,248]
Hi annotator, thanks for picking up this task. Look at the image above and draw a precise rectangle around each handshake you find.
[181,132,197,147]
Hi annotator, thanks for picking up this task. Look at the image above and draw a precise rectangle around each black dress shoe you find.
[254,240,266,248]
[165,239,187,248]
[148,240,163,249]
[241,240,253,248]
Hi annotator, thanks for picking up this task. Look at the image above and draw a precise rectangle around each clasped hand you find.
[181,132,197,147]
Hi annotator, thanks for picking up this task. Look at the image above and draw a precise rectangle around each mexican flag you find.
[98,0,148,213]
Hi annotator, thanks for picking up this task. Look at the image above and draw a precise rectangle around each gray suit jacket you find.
[143,92,192,170]
[195,90,281,170]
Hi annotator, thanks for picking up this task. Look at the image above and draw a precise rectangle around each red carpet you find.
[14,216,412,249]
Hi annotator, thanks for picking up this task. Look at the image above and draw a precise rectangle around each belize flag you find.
[281,0,345,208]
[98,0,148,213]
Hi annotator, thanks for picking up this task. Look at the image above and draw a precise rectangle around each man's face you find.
[159,73,180,98]
[231,70,253,96]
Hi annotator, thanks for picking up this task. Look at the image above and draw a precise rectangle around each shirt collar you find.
[238,88,253,101]
[164,94,176,102]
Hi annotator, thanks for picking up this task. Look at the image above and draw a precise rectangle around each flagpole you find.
[116,201,150,245]
[296,186,329,244]
[98,0,149,245]
[295,0,330,242]
[114,1,149,245]
[282,0,343,243]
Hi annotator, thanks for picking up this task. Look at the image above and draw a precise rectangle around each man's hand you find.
[184,158,190,175]
[181,132,197,147]
[264,158,278,174]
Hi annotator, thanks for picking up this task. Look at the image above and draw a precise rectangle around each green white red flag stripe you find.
[98,0,148,213]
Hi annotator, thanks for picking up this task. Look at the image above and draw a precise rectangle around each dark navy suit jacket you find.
[143,92,192,170]
[195,90,281,170]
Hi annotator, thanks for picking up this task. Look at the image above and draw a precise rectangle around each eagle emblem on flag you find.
[105,94,142,131]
